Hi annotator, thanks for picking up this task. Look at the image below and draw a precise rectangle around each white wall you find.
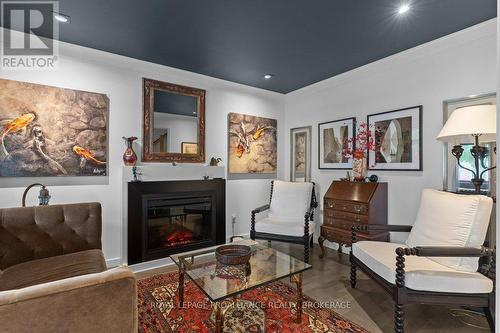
[284,19,497,244]
[0,37,285,262]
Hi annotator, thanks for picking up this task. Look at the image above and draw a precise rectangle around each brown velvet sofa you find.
[0,202,137,333]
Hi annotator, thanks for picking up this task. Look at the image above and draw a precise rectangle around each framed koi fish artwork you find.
[228,112,277,176]
[0,79,108,177]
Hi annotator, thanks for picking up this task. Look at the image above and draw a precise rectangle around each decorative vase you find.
[352,151,366,181]
[122,136,138,166]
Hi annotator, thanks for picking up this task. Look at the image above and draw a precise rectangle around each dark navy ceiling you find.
[27,1,500,93]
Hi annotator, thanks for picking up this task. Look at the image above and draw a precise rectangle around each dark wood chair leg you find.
[394,248,406,333]
[318,236,325,259]
[250,212,256,240]
[350,227,357,287]
[304,214,310,263]
[304,235,309,263]
[484,306,495,332]
[395,304,404,333]
[350,253,357,288]
[304,239,310,264]
[310,236,314,247]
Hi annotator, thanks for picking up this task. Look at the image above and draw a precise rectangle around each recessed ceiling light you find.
[398,4,410,15]
[264,74,273,80]
[53,12,70,23]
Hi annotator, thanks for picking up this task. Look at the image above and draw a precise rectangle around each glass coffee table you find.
[170,240,311,333]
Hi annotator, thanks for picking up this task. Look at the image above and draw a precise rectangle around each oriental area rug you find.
[137,272,369,333]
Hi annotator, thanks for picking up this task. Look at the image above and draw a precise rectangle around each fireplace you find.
[128,179,225,265]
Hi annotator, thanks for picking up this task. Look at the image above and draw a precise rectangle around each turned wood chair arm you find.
[393,246,496,289]
[351,225,413,244]
[305,183,318,221]
[251,204,270,215]
[352,224,413,232]
[251,204,270,235]
[305,206,315,220]
[396,246,495,258]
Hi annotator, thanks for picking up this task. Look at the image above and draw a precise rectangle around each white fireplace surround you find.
[121,164,225,271]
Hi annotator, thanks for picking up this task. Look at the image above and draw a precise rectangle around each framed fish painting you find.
[367,106,422,171]
[0,79,109,177]
[228,112,277,177]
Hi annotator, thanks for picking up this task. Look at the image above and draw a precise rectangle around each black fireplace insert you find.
[128,179,225,265]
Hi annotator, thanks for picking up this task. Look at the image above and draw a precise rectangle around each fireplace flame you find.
[165,229,194,247]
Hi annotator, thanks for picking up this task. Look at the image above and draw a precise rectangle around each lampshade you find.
[437,104,497,143]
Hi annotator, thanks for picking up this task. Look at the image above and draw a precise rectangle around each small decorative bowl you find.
[215,244,252,266]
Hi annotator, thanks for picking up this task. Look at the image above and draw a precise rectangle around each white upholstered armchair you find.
[350,189,495,332]
[250,180,317,263]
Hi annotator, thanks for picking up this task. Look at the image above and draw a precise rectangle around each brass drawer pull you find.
[354,215,361,223]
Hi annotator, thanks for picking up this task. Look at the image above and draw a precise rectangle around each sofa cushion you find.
[0,267,137,333]
[0,249,106,291]
[353,241,493,294]
[0,202,102,270]
[268,181,313,222]
[405,189,493,272]
[255,218,315,237]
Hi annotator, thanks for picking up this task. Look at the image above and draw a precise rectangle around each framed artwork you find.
[181,142,197,154]
[228,112,277,175]
[318,117,356,169]
[290,126,311,182]
[367,106,422,171]
[0,78,108,177]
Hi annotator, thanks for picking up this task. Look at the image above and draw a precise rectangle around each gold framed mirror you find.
[142,78,205,163]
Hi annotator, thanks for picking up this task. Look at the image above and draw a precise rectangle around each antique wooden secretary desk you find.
[318,180,388,257]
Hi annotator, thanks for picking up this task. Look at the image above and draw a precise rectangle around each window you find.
[456,143,491,193]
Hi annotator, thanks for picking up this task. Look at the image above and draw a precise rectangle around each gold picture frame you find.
[181,142,198,154]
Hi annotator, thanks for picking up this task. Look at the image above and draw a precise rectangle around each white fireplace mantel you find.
[122,164,225,183]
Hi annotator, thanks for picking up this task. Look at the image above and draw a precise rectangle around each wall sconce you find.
[22,183,51,207]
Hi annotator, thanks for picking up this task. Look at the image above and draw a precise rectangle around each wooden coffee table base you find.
[213,302,224,333]
[290,273,303,323]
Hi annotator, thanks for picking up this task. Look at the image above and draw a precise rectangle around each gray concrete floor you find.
[137,241,491,332]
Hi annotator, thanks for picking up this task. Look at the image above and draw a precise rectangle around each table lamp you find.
[437,104,496,194]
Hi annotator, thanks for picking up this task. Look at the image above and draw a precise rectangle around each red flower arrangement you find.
[342,122,376,159]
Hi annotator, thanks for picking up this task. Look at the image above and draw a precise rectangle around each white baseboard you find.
[320,239,350,254]
[105,257,122,268]
[227,233,250,242]
[129,257,176,273]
